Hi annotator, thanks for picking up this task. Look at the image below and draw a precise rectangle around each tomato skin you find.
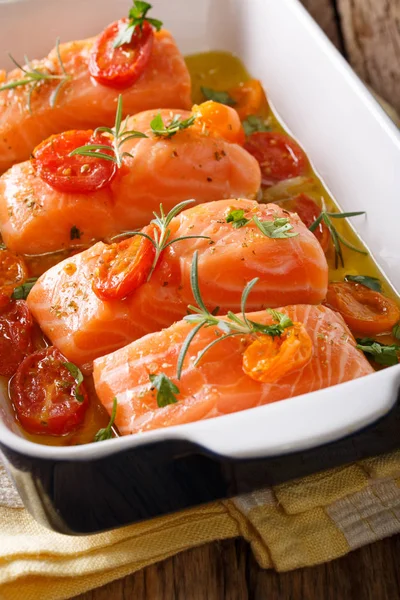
[229,79,268,120]
[325,282,400,335]
[89,19,154,88]
[10,347,88,436]
[0,300,34,376]
[0,249,28,296]
[244,131,308,186]
[290,194,330,252]
[192,101,245,145]
[93,225,156,300]
[33,130,117,194]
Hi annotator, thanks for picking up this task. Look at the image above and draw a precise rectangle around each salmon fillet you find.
[0,31,191,173]
[93,304,374,435]
[27,200,328,367]
[0,110,261,255]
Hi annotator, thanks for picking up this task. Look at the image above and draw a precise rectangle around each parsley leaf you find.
[150,113,195,138]
[226,208,250,229]
[344,274,382,292]
[253,215,298,239]
[94,398,118,442]
[356,338,400,367]
[242,115,270,136]
[70,225,82,240]
[149,373,179,407]
[393,323,400,341]
[113,1,163,48]
[200,86,236,106]
[63,362,85,402]
[11,278,38,300]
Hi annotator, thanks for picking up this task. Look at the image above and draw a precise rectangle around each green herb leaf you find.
[0,38,72,113]
[200,86,236,106]
[242,115,270,136]
[344,274,381,292]
[150,113,196,138]
[11,278,38,300]
[113,1,163,48]
[226,208,250,229]
[149,373,179,407]
[253,215,298,239]
[70,225,82,240]
[393,323,400,341]
[356,338,400,367]
[63,361,85,402]
[94,397,118,442]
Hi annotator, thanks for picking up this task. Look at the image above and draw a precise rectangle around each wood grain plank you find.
[337,0,400,112]
[300,0,343,49]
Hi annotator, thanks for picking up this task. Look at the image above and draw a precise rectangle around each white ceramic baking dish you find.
[0,0,399,534]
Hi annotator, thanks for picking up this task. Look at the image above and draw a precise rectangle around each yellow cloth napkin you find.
[2,452,400,600]
[0,92,398,600]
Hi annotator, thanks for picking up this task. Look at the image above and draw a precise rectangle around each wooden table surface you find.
[76,1,400,598]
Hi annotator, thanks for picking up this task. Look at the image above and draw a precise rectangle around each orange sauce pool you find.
[3,51,400,446]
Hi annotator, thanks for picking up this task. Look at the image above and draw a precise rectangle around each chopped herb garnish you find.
[309,208,367,268]
[393,322,400,341]
[11,277,38,300]
[344,274,382,292]
[150,113,196,138]
[356,338,400,367]
[63,362,84,402]
[253,215,298,239]
[226,208,250,229]
[149,373,179,407]
[94,397,118,442]
[70,225,82,240]
[200,86,236,106]
[176,251,293,378]
[242,115,270,136]
[113,1,163,48]
[0,38,72,113]
[70,95,147,168]
[110,199,210,282]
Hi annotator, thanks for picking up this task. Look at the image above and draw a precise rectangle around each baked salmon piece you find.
[27,200,328,367]
[0,105,260,254]
[93,304,374,435]
[0,30,191,174]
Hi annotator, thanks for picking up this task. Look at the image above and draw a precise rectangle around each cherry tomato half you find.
[93,225,156,300]
[325,282,400,335]
[89,19,154,88]
[192,100,245,145]
[229,79,268,120]
[0,300,34,376]
[244,131,309,186]
[10,347,89,436]
[32,130,117,194]
[0,249,28,296]
[290,194,330,252]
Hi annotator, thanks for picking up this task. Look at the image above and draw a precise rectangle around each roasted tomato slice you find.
[229,79,268,120]
[244,131,308,186]
[32,130,117,194]
[243,323,313,383]
[89,19,154,88]
[0,300,34,376]
[289,194,330,252]
[325,282,400,335]
[192,100,245,145]
[0,249,28,296]
[93,225,156,300]
[10,347,89,436]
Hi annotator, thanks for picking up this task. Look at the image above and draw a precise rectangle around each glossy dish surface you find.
[0,0,399,462]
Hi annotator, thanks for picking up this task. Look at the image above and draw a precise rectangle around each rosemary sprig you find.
[110,199,210,281]
[0,39,72,113]
[94,398,118,442]
[114,1,163,48]
[70,95,147,168]
[150,113,196,138]
[309,206,367,268]
[176,252,293,379]
[149,373,179,407]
